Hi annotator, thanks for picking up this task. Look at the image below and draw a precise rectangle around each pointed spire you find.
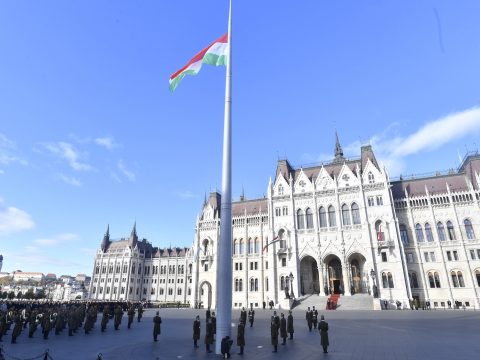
[129,221,138,248]
[203,192,207,206]
[334,131,344,162]
[240,186,245,201]
[101,224,110,252]
[131,221,137,238]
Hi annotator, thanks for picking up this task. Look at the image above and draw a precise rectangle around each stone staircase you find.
[293,294,329,311]
[335,294,374,310]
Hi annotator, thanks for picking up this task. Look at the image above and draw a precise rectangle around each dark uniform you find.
[114,306,123,330]
[127,307,135,329]
[11,314,22,344]
[305,307,313,331]
[0,312,6,341]
[318,316,329,353]
[193,316,201,348]
[101,306,109,332]
[312,306,318,329]
[280,313,287,345]
[205,317,214,353]
[270,317,279,353]
[248,308,255,327]
[287,311,294,340]
[221,336,233,358]
[153,312,162,341]
[237,320,245,355]
[137,305,144,322]
[240,308,247,324]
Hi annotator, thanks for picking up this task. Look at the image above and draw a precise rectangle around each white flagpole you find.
[215,0,233,354]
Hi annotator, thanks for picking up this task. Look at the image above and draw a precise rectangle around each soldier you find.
[270,316,279,353]
[221,336,233,359]
[280,313,287,345]
[237,319,245,355]
[153,311,162,342]
[287,310,294,340]
[11,312,22,344]
[127,306,135,329]
[211,311,217,339]
[272,311,280,330]
[193,315,201,348]
[205,316,214,353]
[248,306,255,327]
[240,307,247,325]
[206,307,211,320]
[84,307,95,335]
[305,307,313,331]
[137,304,144,322]
[68,309,76,336]
[114,305,123,330]
[101,306,109,332]
[43,311,52,340]
[318,315,329,354]
[0,311,7,341]
[312,306,318,329]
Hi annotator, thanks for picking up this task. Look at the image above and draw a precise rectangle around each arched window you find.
[399,224,409,244]
[239,279,243,291]
[235,279,239,291]
[464,219,475,240]
[434,272,441,288]
[248,238,254,254]
[278,184,284,196]
[296,209,305,230]
[250,278,255,291]
[447,221,456,240]
[234,239,239,255]
[351,203,361,225]
[341,204,351,226]
[254,238,260,253]
[265,277,269,291]
[305,208,314,229]
[437,222,446,241]
[368,172,375,184]
[410,272,419,288]
[451,271,464,288]
[280,276,286,290]
[428,272,435,288]
[328,206,336,227]
[255,278,258,291]
[202,239,209,255]
[475,270,480,287]
[425,223,434,242]
[458,272,465,287]
[239,239,244,255]
[318,207,327,228]
[388,273,394,288]
[382,272,388,288]
[375,220,384,242]
[95,266,100,274]
[415,223,424,242]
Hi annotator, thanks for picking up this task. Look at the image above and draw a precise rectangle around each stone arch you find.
[299,255,319,295]
[198,281,212,309]
[323,254,344,295]
[347,252,367,294]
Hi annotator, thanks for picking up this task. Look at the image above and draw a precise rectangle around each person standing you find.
[205,317,214,353]
[127,306,135,329]
[211,311,217,340]
[206,307,211,320]
[137,304,144,322]
[237,319,245,355]
[318,315,329,354]
[240,307,247,324]
[306,307,313,331]
[11,313,22,344]
[287,310,294,340]
[193,315,201,348]
[114,305,123,330]
[270,316,279,353]
[280,313,287,345]
[153,311,162,342]
[248,307,255,327]
[312,306,318,329]
[100,306,109,332]
[221,336,233,359]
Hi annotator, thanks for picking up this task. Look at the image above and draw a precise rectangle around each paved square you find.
[1,308,479,359]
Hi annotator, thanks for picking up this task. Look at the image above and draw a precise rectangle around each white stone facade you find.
[89,145,480,309]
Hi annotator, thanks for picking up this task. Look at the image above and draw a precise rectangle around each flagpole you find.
[215,0,233,354]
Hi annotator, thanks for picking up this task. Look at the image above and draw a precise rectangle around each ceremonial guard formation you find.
[318,315,329,354]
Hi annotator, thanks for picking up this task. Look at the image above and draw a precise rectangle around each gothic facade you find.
[89,142,480,310]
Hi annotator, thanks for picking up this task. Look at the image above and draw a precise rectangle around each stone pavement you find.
[1,308,479,360]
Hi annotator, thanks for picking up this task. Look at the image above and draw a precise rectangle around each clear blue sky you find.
[1,1,479,275]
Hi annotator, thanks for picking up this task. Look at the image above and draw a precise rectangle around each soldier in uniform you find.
[240,307,247,324]
[193,315,201,348]
[305,307,313,331]
[114,305,123,330]
[287,310,294,340]
[248,306,255,327]
[0,311,7,341]
[127,306,135,329]
[318,315,329,354]
[270,316,279,353]
[137,304,144,322]
[43,311,52,340]
[101,306,109,332]
[221,336,233,359]
[205,316,214,353]
[237,319,245,355]
[312,306,318,329]
[205,307,211,320]
[153,311,162,342]
[11,313,23,344]
[272,311,280,329]
[211,311,217,339]
[280,313,287,345]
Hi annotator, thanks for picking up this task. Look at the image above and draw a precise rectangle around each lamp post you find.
[370,269,378,298]
[289,272,295,299]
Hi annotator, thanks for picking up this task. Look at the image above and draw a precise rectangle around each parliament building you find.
[89,139,480,310]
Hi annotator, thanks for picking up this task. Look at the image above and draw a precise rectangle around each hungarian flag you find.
[262,236,279,252]
[169,34,228,91]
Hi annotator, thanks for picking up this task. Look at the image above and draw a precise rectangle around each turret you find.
[128,221,138,248]
[101,225,110,252]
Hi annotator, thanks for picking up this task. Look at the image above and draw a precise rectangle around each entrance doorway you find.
[300,256,319,295]
[326,256,343,294]
[348,253,367,294]
[199,281,212,309]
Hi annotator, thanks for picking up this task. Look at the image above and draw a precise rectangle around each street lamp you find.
[289,272,295,299]
[370,269,378,298]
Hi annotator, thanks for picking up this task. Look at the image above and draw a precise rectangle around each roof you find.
[152,247,189,258]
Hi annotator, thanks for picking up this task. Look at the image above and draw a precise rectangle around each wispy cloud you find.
[33,233,79,246]
[43,142,93,171]
[117,160,136,181]
[95,136,117,150]
[178,190,195,199]
[0,203,35,236]
[0,133,28,168]
[58,173,82,187]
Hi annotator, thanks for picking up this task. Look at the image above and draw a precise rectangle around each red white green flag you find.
[169,33,228,92]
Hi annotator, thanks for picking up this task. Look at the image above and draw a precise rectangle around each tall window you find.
[476,270,480,287]
[318,207,327,228]
[415,224,424,242]
[425,223,434,242]
[250,278,255,291]
[305,208,314,229]
[280,276,286,290]
[351,203,361,225]
[341,204,351,226]
[437,222,446,241]
[239,239,244,255]
[248,238,254,254]
[410,272,419,288]
[254,238,260,253]
[388,273,394,288]
[428,272,435,288]
[447,221,456,240]
[296,209,305,230]
[400,224,409,244]
[375,220,384,242]
[434,272,441,288]
[265,277,269,292]
[368,172,375,184]
[235,279,239,291]
[278,184,284,196]
[464,219,475,240]
[328,206,336,227]
[234,239,239,255]
[451,271,464,288]
[382,272,388,288]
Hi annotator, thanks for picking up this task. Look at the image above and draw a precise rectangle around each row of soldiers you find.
[0,300,145,344]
